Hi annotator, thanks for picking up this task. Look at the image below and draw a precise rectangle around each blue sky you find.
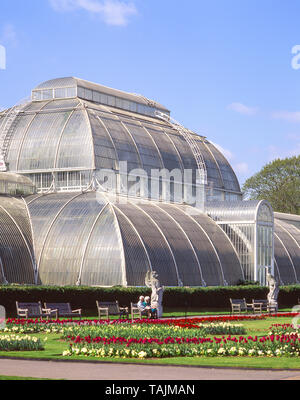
[0,0,300,186]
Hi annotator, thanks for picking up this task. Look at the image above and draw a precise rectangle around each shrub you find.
[0,284,299,317]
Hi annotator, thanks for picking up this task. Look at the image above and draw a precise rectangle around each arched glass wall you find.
[206,200,274,285]
[256,203,274,285]
[22,192,243,287]
[0,196,35,284]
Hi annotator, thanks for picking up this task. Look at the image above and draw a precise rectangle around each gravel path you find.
[0,358,299,380]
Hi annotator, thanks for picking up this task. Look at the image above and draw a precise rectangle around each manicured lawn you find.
[0,315,299,370]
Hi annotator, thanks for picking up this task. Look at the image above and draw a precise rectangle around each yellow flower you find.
[138,351,147,359]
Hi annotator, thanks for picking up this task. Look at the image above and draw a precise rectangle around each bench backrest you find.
[17,302,42,317]
[253,299,268,304]
[97,301,119,315]
[230,299,246,305]
[230,299,247,309]
[45,303,72,313]
[252,300,268,310]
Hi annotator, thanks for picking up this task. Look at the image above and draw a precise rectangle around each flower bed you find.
[61,322,246,342]
[4,312,297,333]
[2,317,253,334]
[2,323,64,334]
[58,315,300,359]
[0,334,44,352]
[269,324,300,335]
[2,314,300,358]
[60,318,300,359]
[62,334,300,359]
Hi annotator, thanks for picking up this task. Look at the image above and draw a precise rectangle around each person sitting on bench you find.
[145,296,157,319]
[137,296,151,318]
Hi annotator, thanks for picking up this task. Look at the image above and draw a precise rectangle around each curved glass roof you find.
[0,172,35,196]
[1,190,299,287]
[205,200,273,223]
[3,96,241,197]
[32,77,170,117]
[274,218,300,284]
[34,77,77,90]
[0,172,34,185]
[0,196,35,284]
[25,192,243,287]
[274,212,300,230]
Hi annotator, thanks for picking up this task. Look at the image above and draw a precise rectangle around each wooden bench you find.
[96,301,129,320]
[130,303,152,321]
[230,298,251,314]
[251,299,269,313]
[16,302,50,319]
[44,303,82,319]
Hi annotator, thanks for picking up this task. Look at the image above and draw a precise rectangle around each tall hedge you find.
[1,285,299,317]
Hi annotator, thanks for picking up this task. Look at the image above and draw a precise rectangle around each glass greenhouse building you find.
[0,77,299,287]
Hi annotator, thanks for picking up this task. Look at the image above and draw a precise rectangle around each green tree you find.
[242,156,300,215]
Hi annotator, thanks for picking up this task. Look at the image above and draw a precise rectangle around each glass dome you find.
[1,77,242,203]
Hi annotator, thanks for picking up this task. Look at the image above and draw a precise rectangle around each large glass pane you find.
[0,197,35,284]
[42,90,53,100]
[27,192,80,263]
[274,234,297,284]
[137,203,201,286]
[54,88,67,98]
[115,202,178,286]
[98,114,142,176]
[6,114,34,171]
[114,208,150,286]
[66,87,77,98]
[18,111,72,171]
[143,124,183,172]
[38,193,107,286]
[159,204,224,286]
[275,221,300,282]
[121,119,164,199]
[81,206,123,286]
[205,141,240,193]
[56,110,94,169]
[88,111,118,171]
[32,90,42,101]
[192,213,244,285]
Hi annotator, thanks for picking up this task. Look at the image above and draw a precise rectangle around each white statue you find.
[266,269,279,306]
[145,270,164,318]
